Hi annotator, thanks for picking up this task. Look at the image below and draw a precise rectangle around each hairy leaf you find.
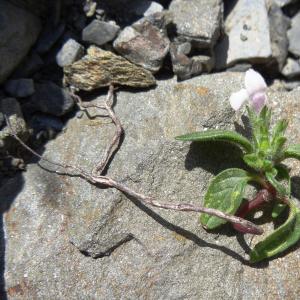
[283,144,300,161]
[200,168,251,229]
[243,154,264,170]
[266,170,287,196]
[275,164,291,196]
[272,119,288,142]
[250,201,300,263]
[175,130,253,152]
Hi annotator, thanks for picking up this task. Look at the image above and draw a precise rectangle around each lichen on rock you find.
[63,46,156,90]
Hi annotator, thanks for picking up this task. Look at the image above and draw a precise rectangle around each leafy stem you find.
[176,104,300,263]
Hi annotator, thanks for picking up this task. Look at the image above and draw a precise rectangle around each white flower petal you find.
[244,69,267,96]
[229,89,249,111]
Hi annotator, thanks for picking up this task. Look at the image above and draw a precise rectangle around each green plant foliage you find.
[250,201,300,263]
[272,201,287,219]
[175,130,253,153]
[283,144,300,160]
[200,168,251,229]
[176,104,300,262]
[265,170,287,196]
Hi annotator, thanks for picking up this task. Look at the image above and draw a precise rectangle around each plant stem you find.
[6,85,264,237]
[233,189,272,234]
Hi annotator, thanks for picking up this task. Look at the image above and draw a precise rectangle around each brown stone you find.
[63,46,156,90]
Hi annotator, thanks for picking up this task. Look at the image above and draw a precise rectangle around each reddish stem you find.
[233,189,272,234]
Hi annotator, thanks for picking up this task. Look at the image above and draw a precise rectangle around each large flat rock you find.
[2,73,300,299]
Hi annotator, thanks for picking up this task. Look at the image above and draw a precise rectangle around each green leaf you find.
[243,154,264,170]
[200,168,251,229]
[246,106,271,152]
[175,130,253,153]
[243,154,272,172]
[283,144,300,160]
[250,201,300,263]
[275,164,291,196]
[272,201,287,219]
[265,170,287,196]
[272,119,288,142]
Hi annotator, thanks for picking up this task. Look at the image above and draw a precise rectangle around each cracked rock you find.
[64,46,156,90]
[113,20,170,73]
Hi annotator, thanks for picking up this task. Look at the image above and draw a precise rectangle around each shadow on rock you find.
[0,173,25,300]
[184,141,244,175]
[291,176,300,201]
[126,193,252,265]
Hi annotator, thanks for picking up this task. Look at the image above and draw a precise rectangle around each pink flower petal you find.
[229,89,249,111]
[250,92,267,113]
[244,69,267,97]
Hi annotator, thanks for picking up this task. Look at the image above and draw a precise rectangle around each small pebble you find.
[56,38,84,67]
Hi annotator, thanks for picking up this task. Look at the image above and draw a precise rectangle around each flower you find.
[229,69,267,113]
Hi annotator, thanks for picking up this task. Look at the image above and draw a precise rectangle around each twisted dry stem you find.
[6,85,263,235]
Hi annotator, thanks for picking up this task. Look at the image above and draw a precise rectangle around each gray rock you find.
[132,1,163,17]
[36,23,65,54]
[267,3,290,72]
[227,63,252,72]
[272,0,296,7]
[215,0,272,69]
[281,57,300,78]
[29,82,74,116]
[169,0,223,48]
[170,43,214,80]
[29,113,64,133]
[0,1,41,84]
[288,11,300,57]
[0,97,28,153]
[283,80,300,91]
[4,79,35,98]
[11,52,44,79]
[135,11,173,36]
[56,38,85,67]
[82,20,120,46]
[113,20,170,72]
[3,73,300,299]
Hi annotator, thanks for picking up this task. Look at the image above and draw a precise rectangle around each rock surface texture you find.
[64,46,156,90]
[169,0,223,48]
[82,20,120,46]
[0,1,41,84]
[2,73,300,299]
[216,0,272,68]
[288,11,300,57]
[113,20,170,72]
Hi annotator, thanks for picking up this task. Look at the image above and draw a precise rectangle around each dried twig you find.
[6,85,263,235]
